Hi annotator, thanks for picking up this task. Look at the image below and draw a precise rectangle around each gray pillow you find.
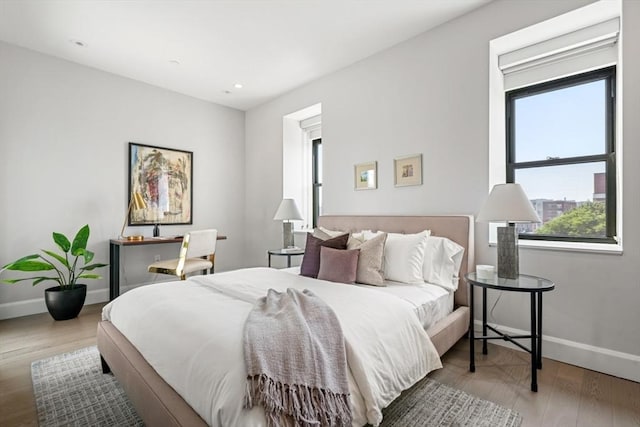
[317,246,360,284]
[347,232,387,286]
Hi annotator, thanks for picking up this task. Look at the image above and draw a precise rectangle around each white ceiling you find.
[0,0,490,111]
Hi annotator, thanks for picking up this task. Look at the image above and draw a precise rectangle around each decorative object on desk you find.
[148,229,218,280]
[273,198,303,248]
[354,161,377,190]
[394,154,422,187]
[0,224,107,320]
[476,264,495,280]
[120,191,147,241]
[476,183,540,279]
[128,142,193,237]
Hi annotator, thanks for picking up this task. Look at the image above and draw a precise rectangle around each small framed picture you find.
[354,161,377,190]
[394,154,422,187]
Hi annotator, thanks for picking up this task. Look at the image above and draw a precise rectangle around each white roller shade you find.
[300,114,321,140]
[500,18,619,91]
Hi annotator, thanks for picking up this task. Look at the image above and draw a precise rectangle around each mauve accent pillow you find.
[317,246,360,284]
[347,232,387,286]
[300,232,349,278]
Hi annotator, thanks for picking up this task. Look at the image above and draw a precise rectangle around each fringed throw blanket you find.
[243,288,352,427]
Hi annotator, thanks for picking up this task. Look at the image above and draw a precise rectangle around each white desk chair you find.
[148,229,218,280]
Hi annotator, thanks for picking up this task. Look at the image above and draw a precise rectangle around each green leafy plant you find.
[1,224,107,290]
[535,201,606,238]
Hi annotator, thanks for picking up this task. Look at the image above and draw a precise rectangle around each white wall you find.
[245,0,640,380]
[0,42,246,317]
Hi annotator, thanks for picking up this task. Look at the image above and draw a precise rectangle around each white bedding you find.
[102,268,442,427]
[367,281,452,330]
[283,267,453,330]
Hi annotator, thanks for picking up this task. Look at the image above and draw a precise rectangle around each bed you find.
[97,215,474,426]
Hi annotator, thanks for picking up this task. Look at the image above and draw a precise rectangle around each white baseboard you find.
[473,320,640,383]
[0,284,147,320]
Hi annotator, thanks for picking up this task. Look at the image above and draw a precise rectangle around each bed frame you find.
[97,215,474,427]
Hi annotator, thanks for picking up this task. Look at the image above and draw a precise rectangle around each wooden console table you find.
[109,235,227,300]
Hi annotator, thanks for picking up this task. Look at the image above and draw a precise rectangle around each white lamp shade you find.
[476,183,541,223]
[273,198,303,221]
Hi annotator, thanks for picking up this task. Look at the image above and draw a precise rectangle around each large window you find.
[311,138,322,228]
[506,66,616,243]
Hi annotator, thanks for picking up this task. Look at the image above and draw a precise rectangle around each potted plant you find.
[1,224,107,320]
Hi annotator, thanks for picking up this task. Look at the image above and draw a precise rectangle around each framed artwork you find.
[354,161,377,190]
[394,154,422,187]
[128,142,193,226]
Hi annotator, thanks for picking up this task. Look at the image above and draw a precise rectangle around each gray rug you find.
[31,347,142,427]
[32,346,522,427]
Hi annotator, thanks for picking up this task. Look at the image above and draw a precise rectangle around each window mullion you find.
[510,154,610,170]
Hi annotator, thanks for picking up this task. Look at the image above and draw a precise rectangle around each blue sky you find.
[514,80,605,201]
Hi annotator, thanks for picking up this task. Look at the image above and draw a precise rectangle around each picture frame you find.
[354,161,377,190]
[394,154,422,187]
[128,142,193,226]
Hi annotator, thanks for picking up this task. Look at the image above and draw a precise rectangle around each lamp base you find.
[282,222,294,249]
[126,235,144,241]
[497,226,518,279]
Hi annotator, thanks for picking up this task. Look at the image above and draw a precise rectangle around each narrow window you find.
[312,138,322,228]
[506,66,616,243]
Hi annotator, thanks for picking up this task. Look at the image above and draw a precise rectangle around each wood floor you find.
[1,303,638,427]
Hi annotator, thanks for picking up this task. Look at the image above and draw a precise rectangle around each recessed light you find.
[234,83,243,89]
[70,39,87,48]
[168,59,180,65]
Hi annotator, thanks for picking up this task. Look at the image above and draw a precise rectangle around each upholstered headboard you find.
[317,215,474,307]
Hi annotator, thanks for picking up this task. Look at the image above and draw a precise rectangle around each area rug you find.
[32,346,522,427]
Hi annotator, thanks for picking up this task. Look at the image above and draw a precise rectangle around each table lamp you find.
[120,192,147,241]
[273,198,303,249]
[476,183,540,279]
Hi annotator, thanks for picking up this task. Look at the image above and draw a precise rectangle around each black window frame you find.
[311,138,322,228]
[505,66,616,244]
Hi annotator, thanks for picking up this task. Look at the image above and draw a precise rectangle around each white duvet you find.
[102,268,442,426]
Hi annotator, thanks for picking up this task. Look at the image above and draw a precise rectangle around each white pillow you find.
[317,226,345,238]
[422,236,465,291]
[383,230,430,284]
[362,230,384,240]
[317,227,368,248]
[350,231,365,244]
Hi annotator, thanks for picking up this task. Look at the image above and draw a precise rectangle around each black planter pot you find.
[44,285,87,321]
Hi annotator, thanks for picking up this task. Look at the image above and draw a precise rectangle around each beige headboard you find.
[317,215,474,307]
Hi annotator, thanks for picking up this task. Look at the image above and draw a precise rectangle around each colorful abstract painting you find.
[128,143,193,225]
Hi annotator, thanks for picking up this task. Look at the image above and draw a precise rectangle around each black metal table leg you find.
[109,242,120,301]
[268,253,272,268]
[469,282,475,372]
[538,292,543,369]
[482,287,488,355]
[530,292,538,392]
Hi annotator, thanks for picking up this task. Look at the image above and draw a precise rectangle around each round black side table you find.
[465,272,555,392]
